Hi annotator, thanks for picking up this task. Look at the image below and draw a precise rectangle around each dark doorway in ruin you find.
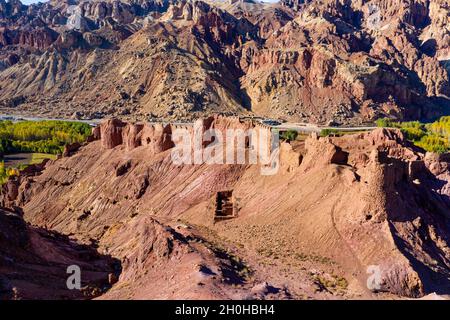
[214,191,235,221]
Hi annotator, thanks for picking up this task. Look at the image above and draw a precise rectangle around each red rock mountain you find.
[0,0,448,124]
[1,116,450,299]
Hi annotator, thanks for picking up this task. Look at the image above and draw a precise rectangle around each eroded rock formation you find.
[0,0,448,124]
[0,207,119,300]
[0,117,449,299]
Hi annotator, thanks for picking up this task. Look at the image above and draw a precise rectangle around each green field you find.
[3,152,57,166]
[0,120,92,154]
[0,120,91,184]
[29,153,58,164]
[0,153,58,184]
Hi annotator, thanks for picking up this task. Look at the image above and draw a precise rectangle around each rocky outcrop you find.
[424,152,450,197]
[295,128,450,296]
[100,118,126,149]
[280,0,312,12]
[102,115,256,154]
[0,117,449,298]
[300,134,349,172]
[92,126,101,140]
[63,142,81,157]
[0,0,447,123]
[0,207,119,300]
[140,123,174,153]
[101,119,175,153]
[122,123,145,150]
[0,26,58,50]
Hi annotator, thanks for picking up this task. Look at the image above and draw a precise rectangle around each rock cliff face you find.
[1,117,449,299]
[243,0,450,123]
[0,0,448,124]
[0,207,119,300]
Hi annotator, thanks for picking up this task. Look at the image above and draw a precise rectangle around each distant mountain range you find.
[0,0,448,124]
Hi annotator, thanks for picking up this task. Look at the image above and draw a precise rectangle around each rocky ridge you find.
[0,0,447,124]
[0,116,449,299]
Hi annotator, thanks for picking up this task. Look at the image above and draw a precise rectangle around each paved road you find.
[274,123,376,133]
[0,114,102,126]
[0,114,194,128]
[0,114,377,132]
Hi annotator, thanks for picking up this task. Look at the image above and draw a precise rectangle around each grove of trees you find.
[0,120,92,155]
[0,120,92,184]
[376,116,450,154]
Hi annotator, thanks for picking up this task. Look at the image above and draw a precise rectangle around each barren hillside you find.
[1,116,449,299]
[0,0,448,124]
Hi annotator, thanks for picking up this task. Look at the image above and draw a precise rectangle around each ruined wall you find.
[96,116,300,172]
[98,116,273,159]
[99,119,175,153]
[279,142,303,173]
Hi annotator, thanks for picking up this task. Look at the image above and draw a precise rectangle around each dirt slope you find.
[1,116,449,299]
[0,207,119,300]
[0,0,448,124]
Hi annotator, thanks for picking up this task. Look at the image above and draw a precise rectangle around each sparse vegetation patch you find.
[376,116,450,153]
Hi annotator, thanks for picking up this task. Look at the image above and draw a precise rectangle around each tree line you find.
[0,120,92,155]
[376,116,450,154]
